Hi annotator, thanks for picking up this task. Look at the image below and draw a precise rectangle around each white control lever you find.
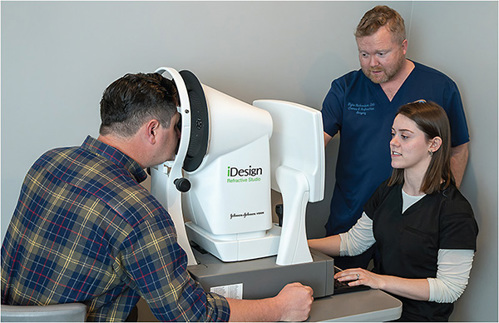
[275,166,313,266]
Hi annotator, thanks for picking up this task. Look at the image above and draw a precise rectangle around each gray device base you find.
[310,289,403,321]
[188,247,334,299]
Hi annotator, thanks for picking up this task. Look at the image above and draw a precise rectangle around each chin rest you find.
[1,303,87,322]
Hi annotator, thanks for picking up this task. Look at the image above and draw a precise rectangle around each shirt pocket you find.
[400,225,437,265]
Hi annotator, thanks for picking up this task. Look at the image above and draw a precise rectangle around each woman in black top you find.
[309,100,478,321]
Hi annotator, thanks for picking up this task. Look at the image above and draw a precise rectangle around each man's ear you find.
[144,119,161,145]
[401,39,408,55]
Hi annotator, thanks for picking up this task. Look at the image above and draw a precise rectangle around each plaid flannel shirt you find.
[1,136,230,322]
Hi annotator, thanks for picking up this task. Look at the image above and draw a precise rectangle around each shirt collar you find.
[82,135,148,183]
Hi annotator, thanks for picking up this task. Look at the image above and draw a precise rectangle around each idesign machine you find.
[150,67,334,299]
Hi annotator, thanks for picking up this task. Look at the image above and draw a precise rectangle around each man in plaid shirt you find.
[1,73,313,322]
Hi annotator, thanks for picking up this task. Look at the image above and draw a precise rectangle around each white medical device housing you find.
[183,84,281,263]
[253,100,325,265]
[151,68,324,267]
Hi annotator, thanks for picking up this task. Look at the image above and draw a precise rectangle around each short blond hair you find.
[355,5,406,44]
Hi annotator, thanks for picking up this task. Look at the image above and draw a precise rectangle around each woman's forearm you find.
[307,235,341,256]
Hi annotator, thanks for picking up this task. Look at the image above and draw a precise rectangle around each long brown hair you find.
[388,101,455,194]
